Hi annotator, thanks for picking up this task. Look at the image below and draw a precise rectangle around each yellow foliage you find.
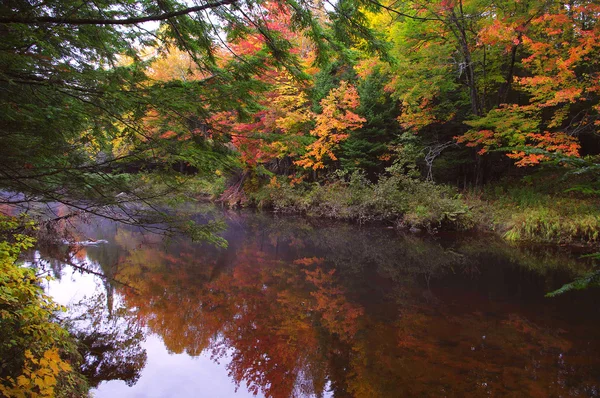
[0,349,72,398]
[1,216,86,397]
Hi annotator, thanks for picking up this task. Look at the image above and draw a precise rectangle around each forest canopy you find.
[0,0,377,230]
[1,0,599,229]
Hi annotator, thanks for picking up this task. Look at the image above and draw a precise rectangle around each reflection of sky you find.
[41,256,100,307]
[40,252,261,398]
[94,335,259,398]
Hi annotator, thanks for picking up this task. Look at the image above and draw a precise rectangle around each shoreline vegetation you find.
[181,171,600,248]
[0,218,88,398]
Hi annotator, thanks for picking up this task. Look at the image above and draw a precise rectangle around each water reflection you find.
[68,292,147,388]
[34,211,600,397]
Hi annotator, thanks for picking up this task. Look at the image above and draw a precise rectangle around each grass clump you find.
[482,184,600,244]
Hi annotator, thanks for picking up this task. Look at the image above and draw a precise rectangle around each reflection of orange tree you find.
[301,260,363,340]
[115,242,365,397]
[203,254,364,397]
[108,230,599,397]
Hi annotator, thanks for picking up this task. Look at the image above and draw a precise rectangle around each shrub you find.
[0,216,88,398]
[250,171,473,231]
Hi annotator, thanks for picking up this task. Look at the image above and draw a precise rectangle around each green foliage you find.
[379,1,471,131]
[311,59,359,112]
[0,0,382,237]
[0,216,88,397]
[3,0,600,249]
[253,169,472,231]
[545,268,600,297]
[340,67,400,175]
[546,253,600,297]
[182,220,228,248]
[462,105,540,149]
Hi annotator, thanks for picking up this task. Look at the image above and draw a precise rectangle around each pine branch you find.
[0,0,237,25]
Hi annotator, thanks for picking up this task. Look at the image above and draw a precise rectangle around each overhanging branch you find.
[0,0,237,25]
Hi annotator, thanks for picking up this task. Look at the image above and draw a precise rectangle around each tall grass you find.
[483,186,600,244]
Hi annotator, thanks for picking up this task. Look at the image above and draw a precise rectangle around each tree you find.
[460,1,600,166]
[364,0,599,184]
[295,81,366,170]
[340,65,400,176]
[0,0,247,235]
[0,0,381,233]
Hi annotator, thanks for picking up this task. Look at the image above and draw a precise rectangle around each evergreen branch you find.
[0,0,237,25]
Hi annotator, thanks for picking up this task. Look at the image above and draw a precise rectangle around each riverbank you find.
[181,172,600,247]
[474,184,600,245]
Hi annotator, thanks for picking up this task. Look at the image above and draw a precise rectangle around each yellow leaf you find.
[16,375,29,387]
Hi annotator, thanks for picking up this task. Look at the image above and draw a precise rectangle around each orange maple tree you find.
[295,81,365,170]
[459,2,599,166]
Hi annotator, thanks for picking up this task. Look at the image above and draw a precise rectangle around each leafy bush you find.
[251,170,472,231]
[0,216,88,397]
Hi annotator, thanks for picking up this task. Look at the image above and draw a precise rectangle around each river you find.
[30,210,600,397]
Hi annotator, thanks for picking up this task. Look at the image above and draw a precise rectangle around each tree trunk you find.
[450,4,482,116]
[499,37,521,105]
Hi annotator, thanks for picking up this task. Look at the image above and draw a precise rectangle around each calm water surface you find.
[31,210,600,397]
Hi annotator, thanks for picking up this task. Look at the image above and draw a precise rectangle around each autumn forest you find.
[1,0,600,396]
